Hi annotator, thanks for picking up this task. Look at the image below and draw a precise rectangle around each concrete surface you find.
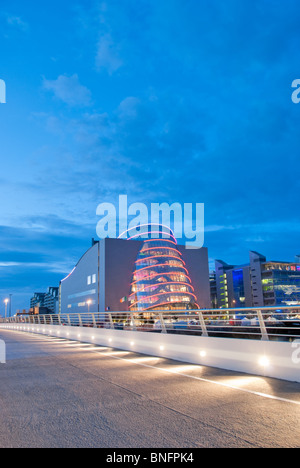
[0,329,299,448]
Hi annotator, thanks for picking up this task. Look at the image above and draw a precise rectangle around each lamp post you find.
[9,294,12,318]
[87,300,92,314]
[4,299,9,319]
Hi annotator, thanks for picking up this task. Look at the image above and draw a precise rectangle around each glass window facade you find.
[128,225,199,311]
[232,269,246,307]
[262,263,300,305]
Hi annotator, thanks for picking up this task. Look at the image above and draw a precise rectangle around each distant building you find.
[60,234,211,314]
[209,272,218,309]
[215,260,252,309]
[43,287,59,313]
[30,293,46,309]
[30,287,59,314]
[215,251,300,308]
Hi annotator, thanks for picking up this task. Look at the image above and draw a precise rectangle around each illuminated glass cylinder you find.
[127,225,199,311]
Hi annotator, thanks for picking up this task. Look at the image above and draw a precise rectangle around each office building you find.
[30,293,46,309]
[43,287,59,313]
[215,251,300,308]
[209,272,218,309]
[30,287,59,314]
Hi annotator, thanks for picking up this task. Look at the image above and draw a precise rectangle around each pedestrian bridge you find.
[1,306,300,383]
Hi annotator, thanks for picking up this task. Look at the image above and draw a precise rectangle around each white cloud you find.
[96,33,123,74]
[5,14,29,32]
[43,74,92,107]
[0,262,20,267]
[118,97,140,119]
[0,261,74,275]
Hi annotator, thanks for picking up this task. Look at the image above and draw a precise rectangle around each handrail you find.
[1,305,300,342]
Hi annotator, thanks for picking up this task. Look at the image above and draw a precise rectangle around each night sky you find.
[1,0,300,314]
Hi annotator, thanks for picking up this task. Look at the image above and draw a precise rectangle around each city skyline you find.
[1,0,300,313]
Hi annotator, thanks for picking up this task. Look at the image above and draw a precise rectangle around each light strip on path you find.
[5,330,300,407]
[38,335,300,407]
[91,351,300,407]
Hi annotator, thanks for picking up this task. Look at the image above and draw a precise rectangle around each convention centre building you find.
[59,226,211,314]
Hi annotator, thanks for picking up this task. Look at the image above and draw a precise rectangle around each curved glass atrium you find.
[126,225,199,311]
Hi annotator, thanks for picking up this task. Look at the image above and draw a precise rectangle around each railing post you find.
[158,313,167,334]
[108,313,114,330]
[198,311,208,337]
[78,314,82,327]
[92,313,97,328]
[130,313,137,331]
[257,310,269,341]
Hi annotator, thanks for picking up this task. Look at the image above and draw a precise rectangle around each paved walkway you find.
[0,329,300,448]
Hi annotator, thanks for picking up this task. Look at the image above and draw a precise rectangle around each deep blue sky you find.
[0,0,300,313]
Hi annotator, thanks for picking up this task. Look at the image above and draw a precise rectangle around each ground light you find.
[259,356,270,367]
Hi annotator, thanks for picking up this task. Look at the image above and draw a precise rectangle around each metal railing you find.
[1,306,300,342]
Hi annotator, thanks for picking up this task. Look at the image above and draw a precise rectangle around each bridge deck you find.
[0,329,299,448]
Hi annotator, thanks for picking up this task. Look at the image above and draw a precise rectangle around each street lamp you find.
[9,294,12,317]
[4,299,9,319]
[87,300,92,313]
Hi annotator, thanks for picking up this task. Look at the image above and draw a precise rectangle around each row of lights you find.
[3,324,271,367]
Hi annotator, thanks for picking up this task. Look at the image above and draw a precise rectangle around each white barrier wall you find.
[1,323,300,383]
